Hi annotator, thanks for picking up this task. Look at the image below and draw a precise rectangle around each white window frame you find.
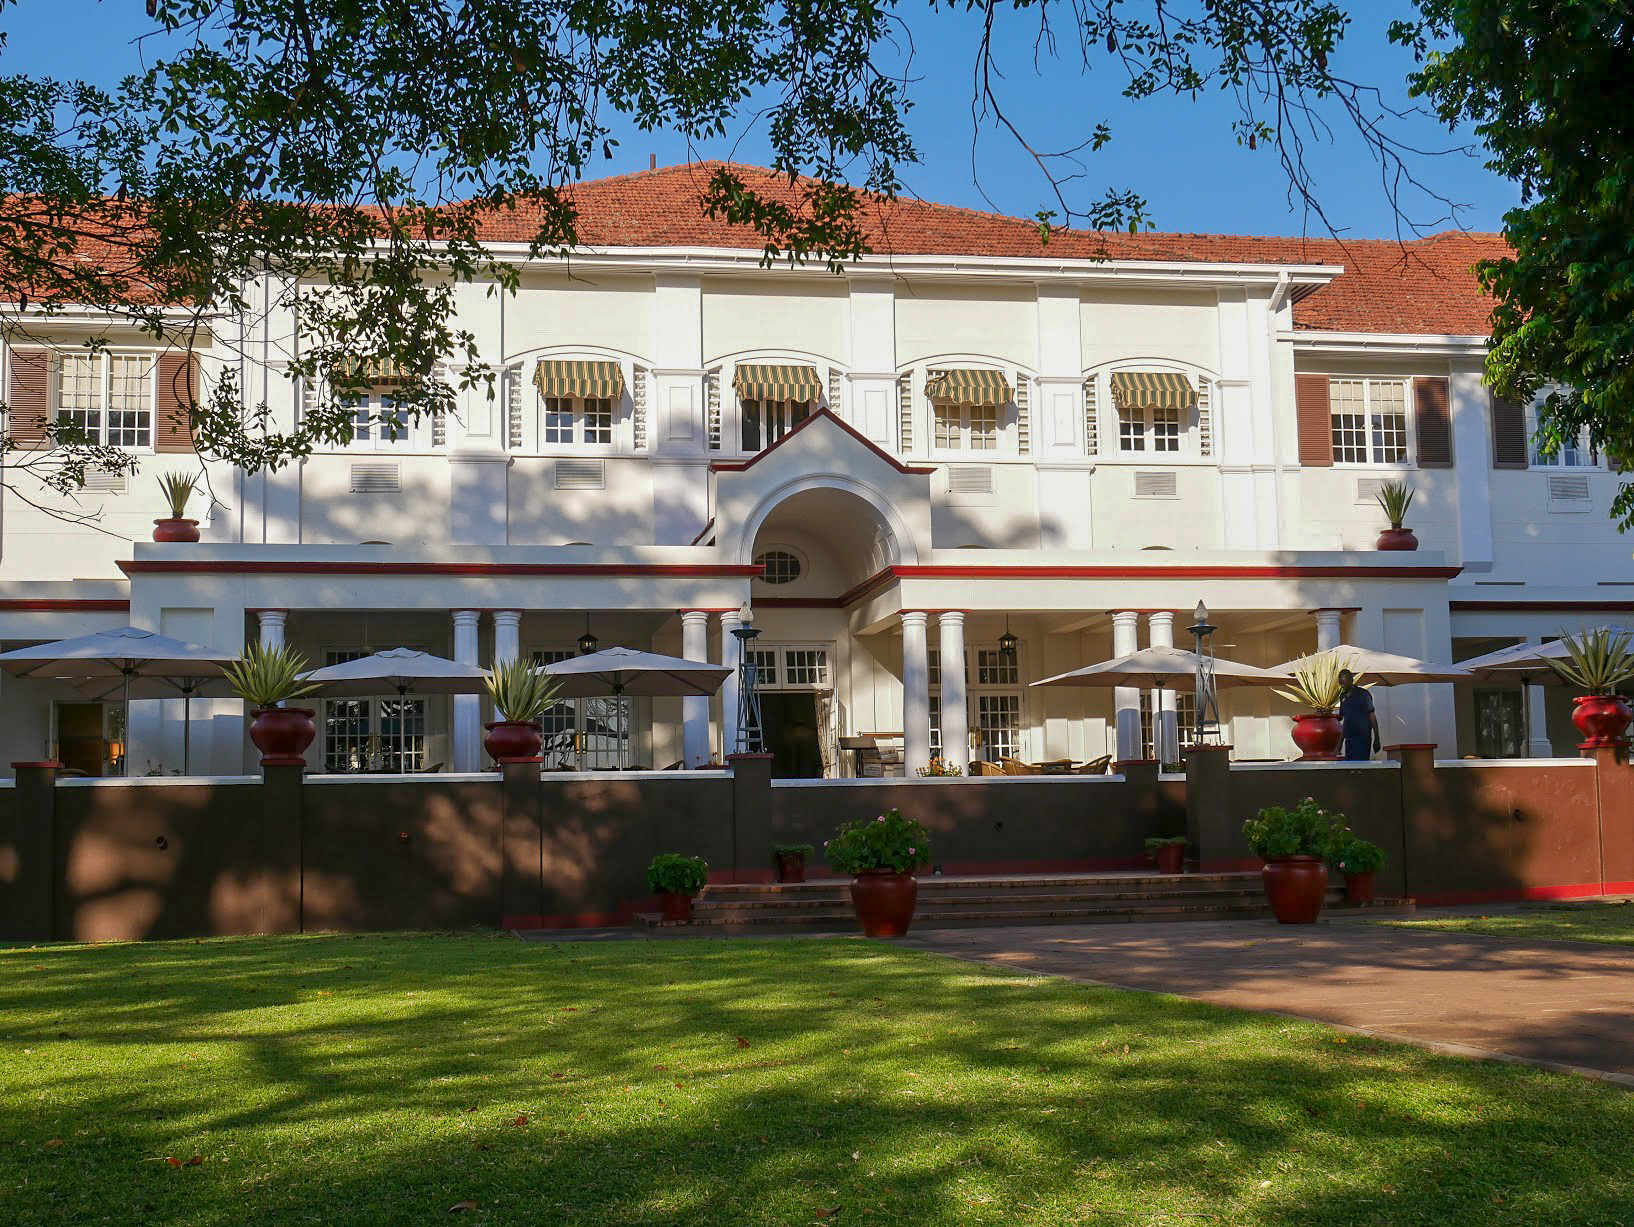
[530,645,641,768]
[739,396,812,453]
[540,393,617,449]
[341,390,419,452]
[1527,406,1601,469]
[928,643,1027,764]
[1116,403,1184,455]
[53,351,156,451]
[318,647,430,772]
[745,642,833,691]
[1328,376,1413,468]
[931,400,1002,453]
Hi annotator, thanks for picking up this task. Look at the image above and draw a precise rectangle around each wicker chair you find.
[999,756,1040,776]
[1071,755,1114,776]
[970,760,1005,776]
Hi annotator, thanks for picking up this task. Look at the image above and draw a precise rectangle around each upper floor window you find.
[345,391,411,450]
[1108,370,1195,457]
[543,395,614,445]
[927,367,1012,453]
[1530,411,1599,467]
[56,353,152,448]
[742,398,810,451]
[1329,378,1408,465]
[531,359,625,451]
[733,363,824,453]
[934,402,998,450]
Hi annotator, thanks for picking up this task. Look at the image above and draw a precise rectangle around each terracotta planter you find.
[1572,695,1634,748]
[1343,870,1377,905]
[1375,527,1418,551]
[1153,842,1185,874]
[152,517,200,543]
[1290,712,1343,761]
[483,720,542,763]
[249,706,315,767]
[775,852,808,884]
[849,869,918,938]
[658,891,694,923]
[1262,855,1328,924]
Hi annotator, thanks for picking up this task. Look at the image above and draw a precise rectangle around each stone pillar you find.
[719,610,743,757]
[452,610,481,771]
[1112,610,1143,760]
[901,612,932,775]
[1182,744,1233,871]
[492,610,521,666]
[937,612,969,770]
[1147,611,1178,763]
[258,609,287,650]
[681,610,712,767]
[1,761,59,940]
[1526,641,1553,757]
[1315,609,1343,653]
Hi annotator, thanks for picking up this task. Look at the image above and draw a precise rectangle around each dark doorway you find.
[57,702,108,777]
[1475,689,1525,759]
[761,691,822,778]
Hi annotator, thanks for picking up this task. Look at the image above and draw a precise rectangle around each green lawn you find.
[3,933,1632,1226]
[1385,901,1634,946]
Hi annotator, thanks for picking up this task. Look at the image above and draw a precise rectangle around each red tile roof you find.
[483,162,1505,338]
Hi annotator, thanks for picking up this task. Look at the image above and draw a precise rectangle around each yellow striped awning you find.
[732,363,823,403]
[333,356,421,387]
[533,359,625,401]
[924,368,1013,406]
[1109,370,1196,410]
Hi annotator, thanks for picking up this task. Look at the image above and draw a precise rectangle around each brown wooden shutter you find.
[1489,391,1528,469]
[1413,376,1452,467]
[6,347,52,449]
[154,351,198,453]
[1295,373,1332,467]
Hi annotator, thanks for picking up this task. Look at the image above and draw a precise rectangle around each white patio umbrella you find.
[1458,631,1634,755]
[541,647,732,767]
[300,647,489,697]
[1272,645,1472,687]
[0,626,238,775]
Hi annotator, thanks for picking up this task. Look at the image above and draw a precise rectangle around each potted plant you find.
[646,853,709,923]
[1275,651,1350,761]
[483,657,563,763]
[222,642,320,767]
[1144,835,1188,875]
[1329,832,1385,905]
[915,757,964,776]
[153,471,202,542]
[771,842,815,883]
[1242,797,1344,924]
[1374,480,1417,551]
[824,808,932,938]
[1547,627,1634,747]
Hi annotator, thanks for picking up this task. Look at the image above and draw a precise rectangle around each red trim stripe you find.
[0,599,129,611]
[121,561,763,578]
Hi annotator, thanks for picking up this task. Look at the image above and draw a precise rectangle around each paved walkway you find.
[902,918,1634,1086]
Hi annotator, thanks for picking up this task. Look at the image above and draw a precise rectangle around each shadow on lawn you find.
[1,934,1632,1225]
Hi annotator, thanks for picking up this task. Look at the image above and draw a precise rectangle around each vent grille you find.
[706,370,721,450]
[632,364,648,450]
[1355,477,1391,505]
[1134,470,1179,499]
[1548,473,1591,502]
[1015,374,1030,454]
[1083,377,1099,455]
[897,373,913,452]
[947,465,995,496]
[82,471,127,493]
[555,458,605,490]
[350,462,401,493]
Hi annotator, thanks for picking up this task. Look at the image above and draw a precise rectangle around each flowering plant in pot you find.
[483,657,563,763]
[1242,797,1344,924]
[1274,651,1351,760]
[153,471,202,542]
[1546,628,1634,747]
[646,853,709,922]
[1144,835,1188,875]
[223,642,320,767]
[1328,832,1385,905]
[915,756,964,776]
[824,809,932,938]
[1374,480,1417,551]
[771,842,815,884]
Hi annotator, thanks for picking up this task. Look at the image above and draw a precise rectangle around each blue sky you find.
[3,1,1514,239]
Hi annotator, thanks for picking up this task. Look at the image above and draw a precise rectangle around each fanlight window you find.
[755,550,802,585]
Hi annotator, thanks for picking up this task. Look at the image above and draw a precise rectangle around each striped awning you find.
[332,356,422,387]
[924,368,1013,406]
[534,359,625,401]
[732,363,823,403]
[1109,370,1196,410]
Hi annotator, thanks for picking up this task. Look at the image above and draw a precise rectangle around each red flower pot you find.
[1572,695,1633,748]
[849,869,918,938]
[483,720,542,763]
[152,518,200,543]
[1291,713,1343,761]
[1375,527,1418,551]
[658,891,694,923]
[1343,870,1377,905]
[775,853,807,884]
[1262,856,1328,924]
[249,706,315,767]
[1153,843,1185,874]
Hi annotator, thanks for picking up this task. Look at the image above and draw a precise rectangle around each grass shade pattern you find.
[2,933,1632,1224]
[1385,902,1634,946]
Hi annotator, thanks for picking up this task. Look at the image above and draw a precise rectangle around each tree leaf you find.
[449,1199,479,1212]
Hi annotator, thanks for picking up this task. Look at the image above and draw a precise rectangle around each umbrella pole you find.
[121,666,132,777]
[1522,675,1533,758]
[183,684,193,776]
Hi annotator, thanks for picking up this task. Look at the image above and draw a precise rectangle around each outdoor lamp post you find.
[1187,600,1221,745]
[730,601,765,754]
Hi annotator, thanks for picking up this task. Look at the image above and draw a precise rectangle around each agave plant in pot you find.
[1547,628,1634,747]
[646,853,709,923]
[824,809,932,938]
[153,471,202,542]
[223,642,320,767]
[1374,480,1417,551]
[483,657,563,764]
[1243,797,1345,924]
[1275,651,1351,761]
[1329,832,1386,905]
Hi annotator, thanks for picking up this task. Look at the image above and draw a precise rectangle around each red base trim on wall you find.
[1414,881,1634,907]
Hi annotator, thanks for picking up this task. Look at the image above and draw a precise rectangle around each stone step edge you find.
[690,889,1306,913]
[633,899,1415,929]
[708,873,1262,895]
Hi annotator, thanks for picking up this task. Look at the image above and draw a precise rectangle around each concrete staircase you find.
[632,871,1415,933]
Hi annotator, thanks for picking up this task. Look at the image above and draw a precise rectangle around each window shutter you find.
[1083,377,1099,455]
[1014,375,1030,454]
[1295,373,1332,467]
[897,373,913,452]
[1490,391,1527,469]
[632,364,648,450]
[154,352,198,453]
[6,347,51,449]
[1413,376,1451,467]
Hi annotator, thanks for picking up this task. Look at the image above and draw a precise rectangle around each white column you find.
[681,610,712,766]
[937,612,969,770]
[1526,638,1553,757]
[1315,609,1343,652]
[452,610,481,771]
[492,610,521,666]
[1112,611,1142,760]
[1147,612,1178,762]
[901,612,932,775]
[718,610,743,756]
[257,609,287,650]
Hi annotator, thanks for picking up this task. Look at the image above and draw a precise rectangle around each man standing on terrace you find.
[1338,670,1381,762]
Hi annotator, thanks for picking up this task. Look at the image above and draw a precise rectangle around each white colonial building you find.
[1,164,1628,778]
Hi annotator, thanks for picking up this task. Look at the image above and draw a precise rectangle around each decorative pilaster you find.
[718,610,743,759]
[452,610,481,772]
[901,612,932,775]
[937,612,969,771]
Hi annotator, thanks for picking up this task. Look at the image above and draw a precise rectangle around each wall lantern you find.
[997,615,1019,662]
[578,615,599,656]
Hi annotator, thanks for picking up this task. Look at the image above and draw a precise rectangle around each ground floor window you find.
[1474,689,1526,759]
[1139,692,1197,763]
[929,645,1025,763]
[532,648,631,768]
[321,649,428,772]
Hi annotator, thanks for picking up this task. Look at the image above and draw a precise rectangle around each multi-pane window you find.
[55,353,153,448]
[531,647,629,768]
[1529,411,1598,467]
[347,392,411,449]
[749,646,831,689]
[1329,378,1409,465]
[741,398,810,451]
[1140,692,1198,762]
[976,695,1022,761]
[929,645,1022,764]
[320,649,427,772]
[933,403,999,450]
[755,550,802,585]
[542,395,614,446]
[975,649,1019,686]
[1117,405,1181,454]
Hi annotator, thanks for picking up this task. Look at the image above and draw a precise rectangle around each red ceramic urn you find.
[1572,695,1633,748]
[1291,713,1343,761]
[249,707,315,767]
[152,518,200,543]
[483,720,543,763]
[849,869,918,937]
